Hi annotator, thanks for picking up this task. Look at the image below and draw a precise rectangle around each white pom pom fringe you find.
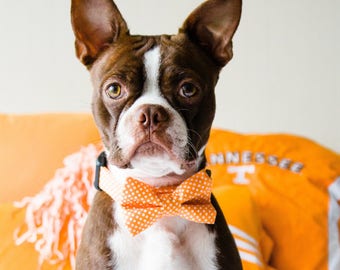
[14,144,102,269]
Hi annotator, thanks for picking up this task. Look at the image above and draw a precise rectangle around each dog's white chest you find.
[108,203,218,270]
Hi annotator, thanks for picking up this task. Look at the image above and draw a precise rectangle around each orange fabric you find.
[206,129,340,270]
[99,167,216,236]
[0,113,100,203]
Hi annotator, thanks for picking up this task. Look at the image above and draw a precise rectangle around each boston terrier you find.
[71,0,242,269]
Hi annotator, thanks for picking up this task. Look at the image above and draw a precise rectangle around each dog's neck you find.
[106,144,207,187]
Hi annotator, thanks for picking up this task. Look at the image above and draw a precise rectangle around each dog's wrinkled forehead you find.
[90,34,217,96]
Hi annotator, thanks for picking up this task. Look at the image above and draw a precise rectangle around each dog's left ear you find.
[181,0,242,67]
[71,0,129,66]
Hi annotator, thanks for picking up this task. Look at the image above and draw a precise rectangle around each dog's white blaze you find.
[115,46,189,180]
[143,47,161,97]
[127,46,166,109]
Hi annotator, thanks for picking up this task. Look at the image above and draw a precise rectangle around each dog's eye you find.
[179,83,198,98]
[105,83,122,99]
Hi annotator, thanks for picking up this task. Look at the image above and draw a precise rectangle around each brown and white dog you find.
[71,0,242,269]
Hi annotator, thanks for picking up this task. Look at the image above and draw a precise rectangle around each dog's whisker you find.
[188,128,203,146]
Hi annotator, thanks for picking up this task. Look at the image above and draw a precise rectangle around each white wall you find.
[0,0,339,153]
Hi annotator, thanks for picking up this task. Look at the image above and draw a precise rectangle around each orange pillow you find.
[207,129,340,270]
[0,113,99,203]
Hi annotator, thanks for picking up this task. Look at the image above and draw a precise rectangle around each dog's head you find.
[71,0,241,185]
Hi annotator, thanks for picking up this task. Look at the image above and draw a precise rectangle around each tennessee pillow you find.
[207,129,340,270]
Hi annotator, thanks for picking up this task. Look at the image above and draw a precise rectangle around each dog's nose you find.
[137,105,169,131]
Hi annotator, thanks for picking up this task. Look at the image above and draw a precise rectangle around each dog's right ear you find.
[180,0,242,67]
[71,0,129,66]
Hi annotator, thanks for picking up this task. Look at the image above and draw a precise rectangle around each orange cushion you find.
[207,129,340,270]
[0,113,99,203]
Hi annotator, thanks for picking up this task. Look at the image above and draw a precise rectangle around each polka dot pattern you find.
[99,168,217,236]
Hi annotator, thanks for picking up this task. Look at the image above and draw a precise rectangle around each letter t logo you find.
[227,165,255,184]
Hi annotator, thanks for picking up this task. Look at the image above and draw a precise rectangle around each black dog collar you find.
[94,151,212,190]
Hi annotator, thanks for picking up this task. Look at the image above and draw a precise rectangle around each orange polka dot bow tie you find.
[98,167,217,236]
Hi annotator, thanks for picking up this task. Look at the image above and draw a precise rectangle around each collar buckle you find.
[94,152,107,191]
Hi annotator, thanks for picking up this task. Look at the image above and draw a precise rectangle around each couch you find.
[0,113,339,270]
